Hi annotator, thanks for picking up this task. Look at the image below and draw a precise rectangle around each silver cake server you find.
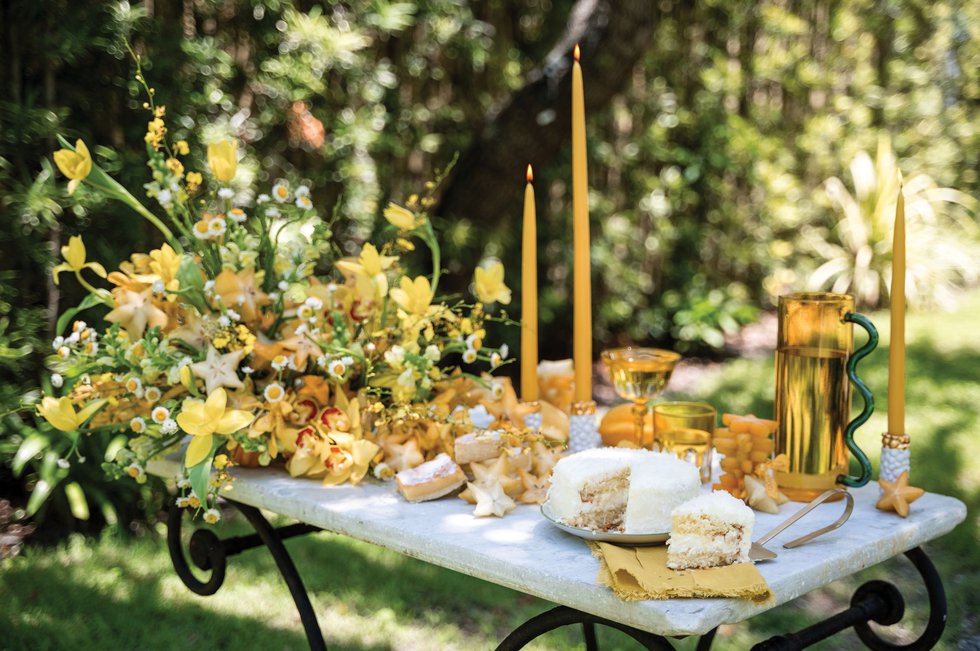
[749,488,854,562]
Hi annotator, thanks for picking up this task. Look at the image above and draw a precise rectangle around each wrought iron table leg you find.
[753,546,947,650]
[495,605,678,650]
[167,499,327,651]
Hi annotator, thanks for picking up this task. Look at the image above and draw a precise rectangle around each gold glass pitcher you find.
[774,292,877,501]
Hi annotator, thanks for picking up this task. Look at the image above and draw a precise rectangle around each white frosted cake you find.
[546,448,700,533]
[666,490,755,569]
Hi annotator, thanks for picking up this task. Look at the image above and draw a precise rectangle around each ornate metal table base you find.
[166,502,947,651]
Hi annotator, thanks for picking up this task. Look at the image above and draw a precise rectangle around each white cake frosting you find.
[546,447,701,533]
[666,490,755,569]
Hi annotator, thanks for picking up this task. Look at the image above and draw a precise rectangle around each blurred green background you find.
[1,0,978,648]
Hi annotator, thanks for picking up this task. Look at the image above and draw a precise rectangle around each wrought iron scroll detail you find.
[166,499,327,651]
[753,546,946,651]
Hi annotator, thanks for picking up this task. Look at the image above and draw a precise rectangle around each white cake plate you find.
[540,503,669,546]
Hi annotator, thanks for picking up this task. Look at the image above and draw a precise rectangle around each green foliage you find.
[1,0,978,535]
[803,137,978,309]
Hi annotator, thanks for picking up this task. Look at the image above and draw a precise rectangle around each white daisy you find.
[295,185,311,198]
[151,406,170,423]
[204,508,221,524]
[264,383,285,403]
[328,359,347,379]
[161,418,178,435]
[51,373,64,388]
[144,386,162,403]
[218,187,235,199]
[256,193,270,204]
[207,216,227,238]
[130,417,147,434]
[295,195,313,210]
[462,348,477,364]
[228,208,247,223]
[272,181,290,203]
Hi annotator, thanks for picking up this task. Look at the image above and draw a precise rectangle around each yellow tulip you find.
[474,261,511,305]
[389,275,434,315]
[53,139,92,194]
[207,140,238,183]
[37,396,107,432]
[383,203,421,231]
[176,388,254,467]
[51,235,107,285]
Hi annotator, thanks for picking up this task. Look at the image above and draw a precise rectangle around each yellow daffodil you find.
[51,235,107,285]
[36,396,107,432]
[105,287,168,339]
[176,388,254,467]
[207,140,238,183]
[389,275,434,315]
[53,139,92,194]
[138,243,182,292]
[383,203,421,231]
[474,261,511,305]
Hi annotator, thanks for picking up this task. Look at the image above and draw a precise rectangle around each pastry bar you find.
[454,429,504,465]
[396,453,466,502]
[666,490,755,569]
[546,448,700,533]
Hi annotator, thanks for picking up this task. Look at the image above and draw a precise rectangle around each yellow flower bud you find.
[207,140,238,183]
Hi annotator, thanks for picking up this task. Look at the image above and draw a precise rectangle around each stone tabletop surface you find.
[149,458,966,637]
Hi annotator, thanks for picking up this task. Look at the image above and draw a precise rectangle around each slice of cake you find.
[546,448,700,533]
[396,453,466,502]
[666,490,755,569]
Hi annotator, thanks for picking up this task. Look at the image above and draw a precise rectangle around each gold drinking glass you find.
[601,348,681,448]
[652,402,716,483]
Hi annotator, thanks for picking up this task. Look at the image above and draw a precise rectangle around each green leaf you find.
[64,482,91,520]
[12,433,48,476]
[187,438,222,506]
[176,256,207,313]
[56,293,104,336]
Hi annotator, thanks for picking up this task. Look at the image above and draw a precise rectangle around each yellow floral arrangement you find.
[38,56,516,519]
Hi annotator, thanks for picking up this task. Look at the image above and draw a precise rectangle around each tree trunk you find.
[435,0,660,224]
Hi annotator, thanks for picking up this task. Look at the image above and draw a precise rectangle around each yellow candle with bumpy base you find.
[571,44,592,403]
[887,179,905,436]
[521,164,539,402]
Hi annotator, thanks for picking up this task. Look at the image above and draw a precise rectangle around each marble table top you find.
[148,458,966,637]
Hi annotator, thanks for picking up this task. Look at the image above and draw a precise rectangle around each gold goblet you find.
[601,347,681,449]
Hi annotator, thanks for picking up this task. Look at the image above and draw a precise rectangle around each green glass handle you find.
[839,312,878,487]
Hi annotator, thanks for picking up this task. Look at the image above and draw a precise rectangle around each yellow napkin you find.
[592,542,772,602]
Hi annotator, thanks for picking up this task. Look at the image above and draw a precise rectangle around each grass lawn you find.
[2,292,977,650]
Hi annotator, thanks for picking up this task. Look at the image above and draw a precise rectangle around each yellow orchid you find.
[53,139,92,194]
[383,203,422,231]
[147,244,182,292]
[176,388,254,467]
[336,242,397,298]
[389,275,434,315]
[474,261,511,305]
[52,235,107,286]
[105,287,168,340]
[207,140,238,183]
[323,439,379,486]
[36,396,107,432]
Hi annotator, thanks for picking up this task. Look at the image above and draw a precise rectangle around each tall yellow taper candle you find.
[887,177,906,435]
[571,44,592,403]
[521,164,539,402]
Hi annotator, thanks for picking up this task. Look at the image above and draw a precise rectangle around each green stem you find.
[74,271,113,306]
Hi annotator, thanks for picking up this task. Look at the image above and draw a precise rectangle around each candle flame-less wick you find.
[574,44,580,62]
[526,164,534,183]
